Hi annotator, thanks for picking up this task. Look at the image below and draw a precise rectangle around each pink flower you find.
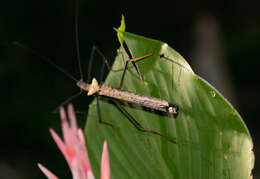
[38,104,110,179]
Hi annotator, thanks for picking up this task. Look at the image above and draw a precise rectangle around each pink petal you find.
[57,104,94,179]
[59,106,67,123]
[49,128,71,164]
[68,103,78,131]
[101,141,110,179]
[39,104,110,179]
[60,107,74,152]
[77,129,92,172]
[38,163,59,179]
[60,106,77,166]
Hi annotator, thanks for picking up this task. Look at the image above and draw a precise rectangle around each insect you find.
[14,1,179,143]
[77,45,178,143]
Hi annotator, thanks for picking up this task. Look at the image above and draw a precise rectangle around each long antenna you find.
[13,41,78,82]
[75,0,84,81]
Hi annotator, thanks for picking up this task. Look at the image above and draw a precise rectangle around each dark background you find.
[1,0,259,178]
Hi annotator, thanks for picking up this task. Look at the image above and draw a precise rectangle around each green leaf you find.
[85,30,254,178]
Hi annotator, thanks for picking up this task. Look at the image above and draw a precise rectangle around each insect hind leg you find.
[114,100,176,144]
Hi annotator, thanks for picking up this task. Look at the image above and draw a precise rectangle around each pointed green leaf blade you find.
[85,31,254,179]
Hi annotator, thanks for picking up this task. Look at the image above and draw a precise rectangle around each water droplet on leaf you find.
[210,90,216,98]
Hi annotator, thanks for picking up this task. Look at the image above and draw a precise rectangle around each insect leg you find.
[95,95,115,134]
[159,53,187,70]
[118,60,129,89]
[115,101,176,143]
[53,91,83,113]
[87,46,111,83]
[118,42,160,89]
[118,52,152,89]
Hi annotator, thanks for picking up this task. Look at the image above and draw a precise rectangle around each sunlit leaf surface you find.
[85,30,254,179]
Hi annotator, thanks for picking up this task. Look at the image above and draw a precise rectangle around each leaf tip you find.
[119,14,126,32]
[114,14,126,46]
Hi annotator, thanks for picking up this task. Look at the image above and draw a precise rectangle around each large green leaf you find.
[85,29,254,178]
